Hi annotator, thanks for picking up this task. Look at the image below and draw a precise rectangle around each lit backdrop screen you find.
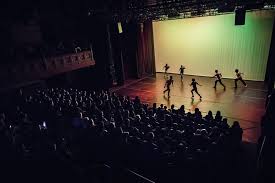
[153,10,275,81]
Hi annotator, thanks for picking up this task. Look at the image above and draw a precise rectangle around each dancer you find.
[179,65,186,81]
[213,69,226,90]
[163,64,170,77]
[234,69,247,88]
[163,76,174,97]
[190,78,202,99]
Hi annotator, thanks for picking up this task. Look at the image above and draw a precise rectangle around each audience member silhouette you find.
[0,87,244,183]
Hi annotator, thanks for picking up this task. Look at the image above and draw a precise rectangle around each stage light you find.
[117,22,123,34]
[140,23,144,32]
[264,4,275,9]
[245,2,264,10]
[86,0,275,22]
[185,12,192,18]
[218,2,235,13]
[167,9,180,19]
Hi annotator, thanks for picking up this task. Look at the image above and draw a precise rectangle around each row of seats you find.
[0,88,243,183]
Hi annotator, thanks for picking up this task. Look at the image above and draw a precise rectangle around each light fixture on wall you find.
[117,22,123,34]
[140,23,144,33]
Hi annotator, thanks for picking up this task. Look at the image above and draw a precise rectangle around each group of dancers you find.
[163,64,247,99]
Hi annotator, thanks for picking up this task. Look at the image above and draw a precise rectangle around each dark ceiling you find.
[1,0,275,22]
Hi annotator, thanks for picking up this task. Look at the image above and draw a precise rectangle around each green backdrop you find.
[153,10,275,81]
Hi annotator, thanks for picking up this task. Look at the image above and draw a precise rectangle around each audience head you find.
[232,121,240,128]
[0,87,242,168]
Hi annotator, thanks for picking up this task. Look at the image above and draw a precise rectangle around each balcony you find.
[0,51,95,88]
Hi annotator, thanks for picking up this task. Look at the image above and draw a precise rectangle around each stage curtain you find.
[266,18,275,97]
[136,21,155,78]
[153,10,275,81]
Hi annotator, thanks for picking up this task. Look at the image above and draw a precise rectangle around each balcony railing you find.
[0,51,95,88]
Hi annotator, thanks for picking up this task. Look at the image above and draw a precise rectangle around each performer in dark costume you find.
[190,78,202,99]
[163,76,174,97]
[234,69,247,88]
[213,70,226,90]
[163,64,170,77]
[179,65,186,81]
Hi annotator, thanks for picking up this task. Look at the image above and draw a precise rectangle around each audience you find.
[0,88,243,182]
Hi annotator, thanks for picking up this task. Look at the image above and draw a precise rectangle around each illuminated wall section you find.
[153,10,275,81]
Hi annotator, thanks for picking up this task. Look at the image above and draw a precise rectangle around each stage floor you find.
[112,73,267,143]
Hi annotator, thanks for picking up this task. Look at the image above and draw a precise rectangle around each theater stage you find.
[112,73,267,143]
